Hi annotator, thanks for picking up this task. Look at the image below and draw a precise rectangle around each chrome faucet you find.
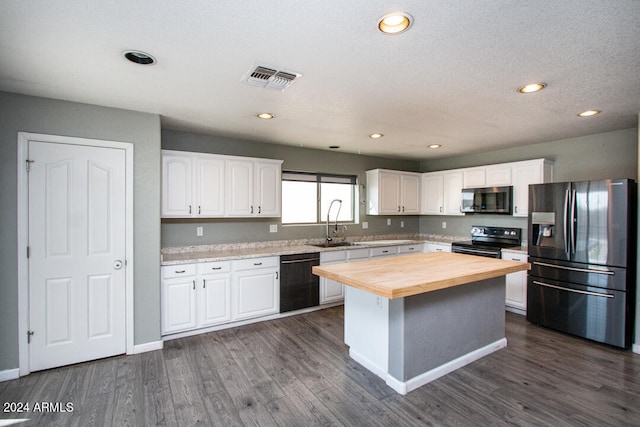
[326,199,342,244]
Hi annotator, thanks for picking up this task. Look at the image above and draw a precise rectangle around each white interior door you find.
[28,141,127,371]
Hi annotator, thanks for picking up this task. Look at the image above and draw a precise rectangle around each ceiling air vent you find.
[243,64,301,91]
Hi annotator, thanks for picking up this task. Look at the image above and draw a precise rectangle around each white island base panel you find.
[344,276,506,395]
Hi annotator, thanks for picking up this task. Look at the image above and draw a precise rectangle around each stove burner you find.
[452,226,522,258]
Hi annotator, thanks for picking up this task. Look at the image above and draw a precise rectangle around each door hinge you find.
[27,331,34,344]
[26,159,35,172]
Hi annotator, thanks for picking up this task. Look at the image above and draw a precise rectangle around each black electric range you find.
[452,226,522,258]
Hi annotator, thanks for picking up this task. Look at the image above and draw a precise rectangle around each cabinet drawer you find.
[162,264,197,279]
[233,256,279,271]
[501,252,527,262]
[398,244,421,254]
[197,261,231,274]
[347,248,370,260]
[320,250,347,263]
[370,246,398,257]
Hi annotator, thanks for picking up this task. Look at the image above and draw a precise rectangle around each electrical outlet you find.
[362,221,369,229]
[269,224,278,233]
[387,218,391,226]
[442,221,447,229]
[196,226,204,237]
[400,220,404,228]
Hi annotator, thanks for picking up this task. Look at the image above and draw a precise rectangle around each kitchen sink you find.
[308,242,358,248]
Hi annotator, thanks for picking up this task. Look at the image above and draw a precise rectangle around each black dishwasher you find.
[280,253,320,313]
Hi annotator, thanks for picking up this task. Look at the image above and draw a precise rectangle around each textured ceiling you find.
[1,1,639,160]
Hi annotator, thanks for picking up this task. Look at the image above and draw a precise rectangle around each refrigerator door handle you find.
[533,280,614,298]
[570,188,577,254]
[532,261,615,275]
[563,188,570,255]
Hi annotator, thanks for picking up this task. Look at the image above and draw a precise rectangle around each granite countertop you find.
[161,234,465,265]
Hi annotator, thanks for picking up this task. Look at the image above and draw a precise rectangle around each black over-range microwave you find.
[461,186,513,214]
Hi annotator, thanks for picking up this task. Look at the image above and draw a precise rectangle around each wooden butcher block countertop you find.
[312,252,530,299]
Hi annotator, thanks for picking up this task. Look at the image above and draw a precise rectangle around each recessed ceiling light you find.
[369,133,384,139]
[428,144,441,149]
[517,83,547,93]
[329,145,340,149]
[577,110,601,117]
[257,113,275,119]
[378,13,413,34]
[122,50,156,65]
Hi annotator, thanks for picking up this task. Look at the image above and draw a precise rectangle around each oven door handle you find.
[453,247,499,257]
[532,280,614,298]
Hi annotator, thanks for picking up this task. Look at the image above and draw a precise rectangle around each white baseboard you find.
[133,340,163,354]
[385,338,508,395]
[633,343,640,354]
[0,368,20,382]
[505,306,526,316]
[348,348,387,380]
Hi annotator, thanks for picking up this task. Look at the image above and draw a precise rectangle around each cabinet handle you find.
[192,280,195,290]
[259,206,261,214]
[199,205,201,214]
[254,262,263,266]
[189,205,192,214]
[203,279,206,288]
[440,206,443,213]
[175,270,186,274]
[397,206,401,212]
[251,205,254,214]
[275,272,278,279]
[211,266,222,270]
[514,206,518,214]
[402,206,405,212]
[382,250,389,253]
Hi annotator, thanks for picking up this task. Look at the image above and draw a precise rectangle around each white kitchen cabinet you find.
[502,251,528,314]
[398,243,423,255]
[463,168,486,188]
[232,257,279,320]
[227,158,282,217]
[442,171,465,215]
[162,152,194,217]
[425,243,451,253]
[421,171,464,216]
[511,159,553,217]
[366,169,420,215]
[161,264,198,334]
[485,165,512,186]
[198,261,232,327]
[162,151,225,218]
[320,251,347,304]
[370,246,399,258]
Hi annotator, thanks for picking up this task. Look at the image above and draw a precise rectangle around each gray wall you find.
[161,130,421,246]
[418,128,638,238]
[0,92,162,371]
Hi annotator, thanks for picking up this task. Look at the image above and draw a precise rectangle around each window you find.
[282,172,357,224]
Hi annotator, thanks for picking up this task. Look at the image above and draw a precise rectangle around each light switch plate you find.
[196,226,204,237]
[269,224,278,233]
[400,221,404,228]
[362,221,368,229]
[387,218,391,225]
[442,221,447,229]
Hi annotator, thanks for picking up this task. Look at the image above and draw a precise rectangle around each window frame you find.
[281,171,358,225]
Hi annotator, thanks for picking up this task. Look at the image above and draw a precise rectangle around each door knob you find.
[113,260,123,270]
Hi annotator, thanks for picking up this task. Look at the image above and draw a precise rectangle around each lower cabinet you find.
[502,251,528,313]
[319,251,347,304]
[425,242,451,253]
[161,256,278,335]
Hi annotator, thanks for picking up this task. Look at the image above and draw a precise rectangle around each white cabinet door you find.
[463,168,486,188]
[379,171,401,214]
[486,166,512,186]
[320,251,347,304]
[199,273,232,326]
[443,172,464,215]
[401,173,421,214]
[195,156,225,217]
[512,162,541,217]
[162,152,193,217]
[254,161,281,217]
[426,243,451,253]
[162,276,197,334]
[502,252,528,313]
[226,159,254,216]
[421,173,444,215]
[234,269,279,320]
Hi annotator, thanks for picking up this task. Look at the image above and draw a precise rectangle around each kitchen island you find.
[312,252,530,394]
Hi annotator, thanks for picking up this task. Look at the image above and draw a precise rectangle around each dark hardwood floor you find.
[2,307,640,426]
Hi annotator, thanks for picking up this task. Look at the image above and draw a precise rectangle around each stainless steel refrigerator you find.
[527,179,637,348]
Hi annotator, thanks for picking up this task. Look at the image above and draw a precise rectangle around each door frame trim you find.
[17,132,135,376]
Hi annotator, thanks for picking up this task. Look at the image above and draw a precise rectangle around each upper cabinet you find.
[366,169,420,215]
[420,158,552,217]
[162,150,283,218]
[421,171,464,216]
